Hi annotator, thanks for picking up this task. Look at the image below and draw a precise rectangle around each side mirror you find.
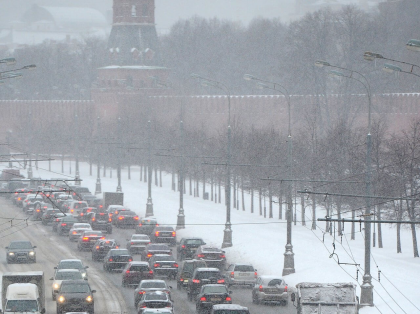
[91,290,96,293]
[291,292,296,302]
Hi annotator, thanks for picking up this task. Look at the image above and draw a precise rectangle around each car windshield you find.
[153,255,174,261]
[5,300,38,312]
[202,286,228,294]
[132,235,149,240]
[59,261,83,269]
[60,283,90,293]
[9,241,32,249]
[141,282,166,289]
[202,247,220,252]
[196,271,220,279]
[185,239,203,245]
[56,271,83,280]
[234,265,254,272]
[145,294,168,301]
[122,211,136,216]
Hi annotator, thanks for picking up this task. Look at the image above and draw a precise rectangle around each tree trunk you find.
[233,175,236,209]
[218,177,221,203]
[89,158,92,176]
[378,205,383,248]
[264,194,266,218]
[251,186,254,214]
[259,188,262,216]
[326,198,330,233]
[211,175,214,201]
[311,191,316,230]
[140,165,142,181]
[337,198,342,236]
[351,208,355,240]
[128,165,131,180]
[268,185,273,218]
[159,168,162,187]
[279,184,283,220]
[397,200,402,253]
[154,167,158,186]
[144,165,147,182]
[241,177,245,211]
[301,193,305,226]
[202,170,206,200]
[61,154,64,173]
[189,175,192,196]
[196,177,199,198]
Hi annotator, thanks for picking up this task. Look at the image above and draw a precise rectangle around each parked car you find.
[150,226,176,246]
[134,280,172,307]
[56,280,95,314]
[69,223,93,241]
[77,230,104,251]
[6,240,36,263]
[50,269,84,300]
[177,237,206,260]
[122,261,154,287]
[187,268,225,301]
[194,246,226,270]
[127,234,151,254]
[136,217,158,236]
[114,210,139,228]
[251,275,288,305]
[56,215,79,235]
[136,291,174,314]
[142,243,172,261]
[103,248,133,272]
[41,208,61,225]
[86,211,113,233]
[211,304,250,314]
[224,263,257,287]
[196,284,232,313]
[176,259,207,290]
[149,254,178,279]
[55,258,89,278]
[92,238,119,261]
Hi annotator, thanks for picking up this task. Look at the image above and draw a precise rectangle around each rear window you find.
[213,310,249,314]
[148,244,169,251]
[196,271,220,280]
[130,265,150,272]
[141,219,157,225]
[111,249,129,255]
[234,265,254,272]
[185,239,203,245]
[267,279,283,286]
[153,255,174,262]
[141,281,166,289]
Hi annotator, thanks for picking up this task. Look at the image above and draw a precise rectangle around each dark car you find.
[149,254,178,279]
[32,201,53,220]
[52,213,68,232]
[41,208,61,225]
[77,230,104,251]
[55,259,89,279]
[122,261,154,287]
[176,259,207,290]
[87,212,113,234]
[150,226,176,246]
[103,249,133,272]
[70,186,92,200]
[6,240,36,263]
[56,280,95,314]
[177,237,206,260]
[136,291,174,314]
[91,238,119,261]
[194,246,226,270]
[56,215,79,235]
[142,243,172,261]
[136,217,158,236]
[107,205,131,221]
[134,280,172,307]
[56,194,74,209]
[211,304,250,314]
[196,284,232,313]
[188,268,225,301]
[76,207,98,222]
[114,210,139,228]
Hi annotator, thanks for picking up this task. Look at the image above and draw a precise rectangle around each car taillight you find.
[192,279,200,283]
[138,291,145,295]
[128,258,133,262]
[138,223,142,226]
[109,218,112,222]
[149,270,153,274]
[155,231,159,236]
[70,209,74,213]
[95,246,99,249]
[36,209,40,212]
[197,254,204,258]
[82,237,89,241]
[259,285,263,292]
[134,216,139,220]
[220,254,225,258]
[92,218,95,221]
[284,285,288,292]
[126,270,130,274]
[147,253,152,258]
[180,278,184,281]
[100,237,105,240]
[119,216,124,220]
[131,242,134,245]
[230,271,234,278]
[254,271,258,278]
[226,296,232,301]
[172,231,176,237]
[174,263,178,268]
[80,213,84,216]
[61,223,67,226]
[73,231,77,234]
[154,263,160,267]
[217,279,225,284]
[200,297,206,301]
[109,258,113,262]
[182,245,185,248]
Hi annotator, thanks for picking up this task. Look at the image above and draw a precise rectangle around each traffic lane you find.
[0,198,129,314]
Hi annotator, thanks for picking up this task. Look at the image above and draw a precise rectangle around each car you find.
[136,291,174,314]
[56,215,79,235]
[77,230,104,251]
[177,237,206,260]
[142,243,172,261]
[50,269,85,300]
[69,186,92,200]
[136,217,158,236]
[176,259,207,290]
[56,194,74,209]
[68,223,93,241]
[187,268,225,301]
[149,254,178,279]
[134,280,171,307]
[41,208,61,225]
[224,264,257,287]
[196,284,232,314]
[150,226,176,246]
[103,249,133,272]
[127,234,151,254]
[142,309,173,314]
[106,205,130,220]
[13,188,29,206]
[67,200,88,215]
[6,240,36,263]
[122,261,154,287]
[194,246,226,270]
[251,276,288,305]
[52,213,68,232]
[32,201,54,220]
[114,210,139,228]
[86,212,112,233]
[81,194,99,205]
[22,194,43,213]
[55,259,89,279]
[56,280,95,314]
[211,304,250,314]
[76,207,98,222]
[91,239,119,261]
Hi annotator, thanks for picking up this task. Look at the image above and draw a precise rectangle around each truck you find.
[291,282,359,314]
[103,192,124,212]
[1,271,45,314]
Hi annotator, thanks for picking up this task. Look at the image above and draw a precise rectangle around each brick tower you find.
[107,0,160,65]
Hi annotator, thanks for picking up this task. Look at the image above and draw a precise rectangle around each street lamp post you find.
[364,51,420,78]
[75,114,80,186]
[116,117,122,192]
[191,73,232,248]
[243,74,295,276]
[95,117,102,195]
[27,110,33,179]
[315,60,373,306]
[145,120,154,217]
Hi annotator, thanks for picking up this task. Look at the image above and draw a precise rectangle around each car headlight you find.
[57,295,65,303]
[81,272,87,278]
[8,252,14,256]
[29,251,35,256]
[53,283,59,289]
[86,295,93,302]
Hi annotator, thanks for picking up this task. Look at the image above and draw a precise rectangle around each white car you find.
[68,223,92,241]
[50,269,84,300]
[225,263,257,287]
[127,234,151,254]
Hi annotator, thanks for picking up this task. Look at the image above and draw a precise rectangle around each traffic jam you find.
[0,177,291,314]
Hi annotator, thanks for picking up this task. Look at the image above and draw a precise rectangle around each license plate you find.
[162,265,170,268]
[184,279,189,283]
[239,273,250,276]
[211,297,222,302]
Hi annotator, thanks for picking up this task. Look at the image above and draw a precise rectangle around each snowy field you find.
[10,160,420,314]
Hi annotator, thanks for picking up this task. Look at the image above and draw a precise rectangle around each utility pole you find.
[95,116,102,195]
[116,117,122,192]
[145,120,154,217]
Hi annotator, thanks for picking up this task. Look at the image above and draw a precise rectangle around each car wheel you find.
[252,293,259,304]
[52,293,56,301]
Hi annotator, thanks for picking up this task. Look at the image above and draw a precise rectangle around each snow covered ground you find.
[13,160,420,314]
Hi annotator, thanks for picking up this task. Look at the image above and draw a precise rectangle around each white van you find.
[3,283,44,313]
